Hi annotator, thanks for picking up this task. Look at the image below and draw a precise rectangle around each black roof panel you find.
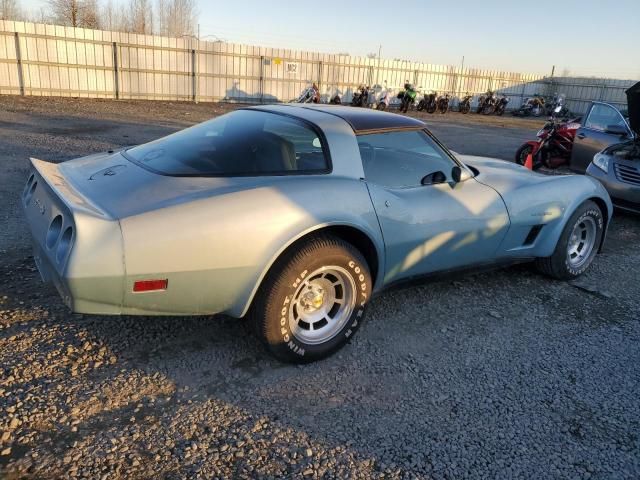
[294,104,426,133]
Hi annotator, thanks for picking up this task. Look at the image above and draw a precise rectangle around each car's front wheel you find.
[535,200,604,279]
[253,235,372,363]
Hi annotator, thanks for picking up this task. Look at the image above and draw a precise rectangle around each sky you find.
[20,0,640,79]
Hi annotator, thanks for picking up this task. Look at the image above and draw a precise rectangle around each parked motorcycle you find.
[417,91,438,113]
[397,83,418,113]
[514,106,581,170]
[494,95,510,115]
[545,93,570,117]
[377,88,391,111]
[351,85,371,107]
[437,93,451,114]
[459,93,473,114]
[476,90,495,113]
[482,91,499,114]
[293,83,319,103]
[512,94,545,117]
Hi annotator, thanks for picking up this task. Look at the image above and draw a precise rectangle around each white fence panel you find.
[0,20,637,114]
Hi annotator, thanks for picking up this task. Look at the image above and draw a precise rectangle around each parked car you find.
[570,101,634,172]
[23,105,612,363]
[586,82,640,213]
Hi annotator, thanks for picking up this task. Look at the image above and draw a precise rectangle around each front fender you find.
[462,154,612,259]
[496,175,612,258]
[523,140,541,156]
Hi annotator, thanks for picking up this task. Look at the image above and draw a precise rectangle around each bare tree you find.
[1,0,23,20]
[81,0,100,28]
[25,7,49,23]
[128,0,153,34]
[47,0,83,27]
[101,0,116,30]
[157,0,197,37]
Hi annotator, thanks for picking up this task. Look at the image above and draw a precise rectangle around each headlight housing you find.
[592,153,610,173]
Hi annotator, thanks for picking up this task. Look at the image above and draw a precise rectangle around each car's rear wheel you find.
[535,201,603,279]
[252,235,371,363]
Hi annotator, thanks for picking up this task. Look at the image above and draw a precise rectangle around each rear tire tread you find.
[251,234,370,363]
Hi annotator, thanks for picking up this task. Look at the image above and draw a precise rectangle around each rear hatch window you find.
[125,109,329,176]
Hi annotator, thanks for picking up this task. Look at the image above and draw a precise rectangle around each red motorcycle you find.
[515,115,582,170]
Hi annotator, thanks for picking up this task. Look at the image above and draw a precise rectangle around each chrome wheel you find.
[289,266,356,345]
[566,216,597,268]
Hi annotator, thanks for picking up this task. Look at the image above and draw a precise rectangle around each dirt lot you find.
[1,96,639,479]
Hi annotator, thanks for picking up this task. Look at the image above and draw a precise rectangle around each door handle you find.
[577,133,586,139]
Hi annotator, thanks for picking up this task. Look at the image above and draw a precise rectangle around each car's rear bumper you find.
[31,239,74,309]
[23,159,127,315]
[586,164,640,213]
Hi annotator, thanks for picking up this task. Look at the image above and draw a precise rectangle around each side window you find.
[357,130,456,188]
[585,104,627,131]
[263,116,327,171]
[126,110,328,176]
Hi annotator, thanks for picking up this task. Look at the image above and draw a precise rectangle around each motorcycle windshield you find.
[626,81,640,136]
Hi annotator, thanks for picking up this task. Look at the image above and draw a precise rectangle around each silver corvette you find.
[23,105,613,362]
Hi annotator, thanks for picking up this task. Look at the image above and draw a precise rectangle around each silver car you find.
[23,105,613,363]
[586,81,640,213]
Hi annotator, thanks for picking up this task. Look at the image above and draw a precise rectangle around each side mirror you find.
[605,124,630,137]
[451,166,462,183]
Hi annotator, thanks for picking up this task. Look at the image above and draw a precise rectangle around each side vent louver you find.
[524,225,544,246]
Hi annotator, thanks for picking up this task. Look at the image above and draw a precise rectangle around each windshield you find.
[125,109,329,176]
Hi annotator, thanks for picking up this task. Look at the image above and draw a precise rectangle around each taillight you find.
[56,226,74,264]
[46,215,63,249]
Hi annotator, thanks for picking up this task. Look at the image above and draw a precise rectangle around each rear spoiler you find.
[30,158,112,219]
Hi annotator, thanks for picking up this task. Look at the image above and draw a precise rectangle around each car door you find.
[358,129,510,285]
[570,102,633,172]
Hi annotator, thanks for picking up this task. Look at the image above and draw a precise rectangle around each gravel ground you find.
[1,96,639,479]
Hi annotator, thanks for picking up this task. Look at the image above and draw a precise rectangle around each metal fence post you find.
[599,79,607,101]
[14,32,24,96]
[112,42,119,99]
[191,48,197,103]
[259,55,264,104]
